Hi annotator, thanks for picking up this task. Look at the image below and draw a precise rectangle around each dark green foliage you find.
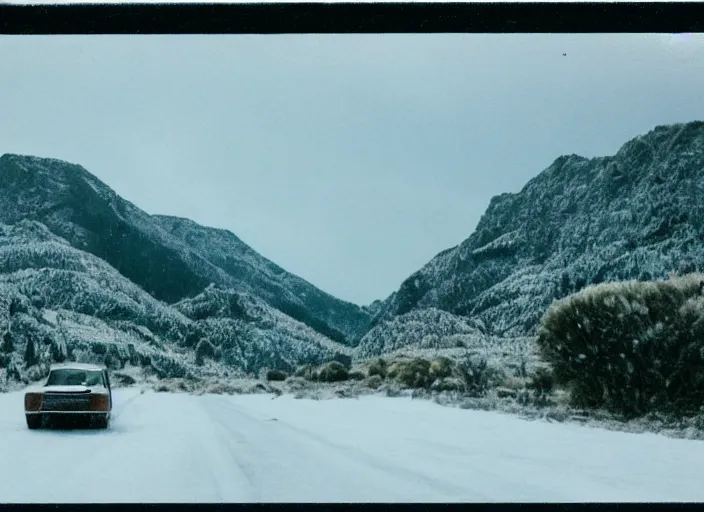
[332,353,352,369]
[430,377,465,392]
[104,352,118,370]
[149,353,190,379]
[317,361,349,383]
[429,357,454,380]
[537,274,704,417]
[453,354,505,397]
[1,331,13,353]
[24,339,37,368]
[387,358,431,389]
[365,375,383,389]
[527,366,554,398]
[9,298,29,316]
[266,369,288,381]
[195,338,216,366]
[367,358,388,379]
[91,343,107,355]
[348,370,365,381]
[51,339,68,363]
[394,273,428,316]
[273,299,348,344]
[293,364,318,381]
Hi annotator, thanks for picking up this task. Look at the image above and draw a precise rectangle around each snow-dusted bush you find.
[538,273,704,416]
[454,354,506,397]
[364,375,383,389]
[526,366,554,399]
[265,369,287,381]
[195,338,216,366]
[367,358,388,379]
[429,356,454,380]
[293,364,318,381]
[387,358,431,389]
[317,361,348,383]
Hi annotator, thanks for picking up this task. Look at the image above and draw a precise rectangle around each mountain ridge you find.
[0,153,371,345]
[366,121,704,344]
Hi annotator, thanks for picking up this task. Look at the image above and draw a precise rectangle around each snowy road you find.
[1,387,704,502]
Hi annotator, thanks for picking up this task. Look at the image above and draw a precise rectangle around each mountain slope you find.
[0,220,351,387]
[372,121,704,338]
[154,215,369,344]
[0,154,371,344]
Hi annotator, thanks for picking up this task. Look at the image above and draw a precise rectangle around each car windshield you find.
[45,369,103,387]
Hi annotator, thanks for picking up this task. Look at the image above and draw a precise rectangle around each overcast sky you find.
[1,34,704,305]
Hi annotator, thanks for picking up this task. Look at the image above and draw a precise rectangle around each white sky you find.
[1,34,704,305]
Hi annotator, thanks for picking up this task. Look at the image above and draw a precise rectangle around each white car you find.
[24,363,113,430]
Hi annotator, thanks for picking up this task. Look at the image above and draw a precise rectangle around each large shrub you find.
[266,369,288,382]
[367,358,388,379]
[387,358,431,389]
[317,361,349,383]
[537,274,704,417]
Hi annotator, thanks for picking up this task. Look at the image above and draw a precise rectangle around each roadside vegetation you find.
[538,273,704,419]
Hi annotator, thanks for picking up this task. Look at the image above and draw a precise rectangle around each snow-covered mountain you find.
[0,154,371,346]
[367,121,704,342]
[3,120,703,385]
[0,219,351,388]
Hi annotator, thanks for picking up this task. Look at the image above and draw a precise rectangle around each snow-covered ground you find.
[1,387,704,502]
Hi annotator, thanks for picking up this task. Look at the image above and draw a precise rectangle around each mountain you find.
[367,121,704,342]
[0,154,371,345]
[0,219,350,389]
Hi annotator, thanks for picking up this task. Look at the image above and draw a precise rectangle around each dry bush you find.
[429,356,455,380]
[430,377,464,392]
[317,361,349,383]
[387,357,431,389]
[367,358,388,379]
[364,375,383,389]
[453,354,506,397]
[293,364,318,381]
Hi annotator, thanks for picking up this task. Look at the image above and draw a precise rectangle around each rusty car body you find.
[24,363,113,429]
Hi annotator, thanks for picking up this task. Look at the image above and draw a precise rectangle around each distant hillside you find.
[368,121,704,344]
[0,220,351,388]
[0,154,371,345]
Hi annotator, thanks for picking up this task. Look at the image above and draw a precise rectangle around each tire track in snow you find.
[200,395,267,501]
[208,395,483,502]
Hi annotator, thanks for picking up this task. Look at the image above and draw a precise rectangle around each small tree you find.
[1,331,13,354]
[318,361,349,383]
[24,340,38,368]
[195,338,216,366]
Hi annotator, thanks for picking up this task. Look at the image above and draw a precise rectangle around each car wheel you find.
[93,415,109,429]
[26,414,42,430]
